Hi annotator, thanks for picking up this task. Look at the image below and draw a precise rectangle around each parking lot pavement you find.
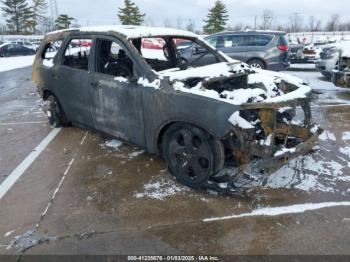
[0,66,350,256]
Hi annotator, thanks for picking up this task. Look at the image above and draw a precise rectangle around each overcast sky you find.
[1,0,350,30]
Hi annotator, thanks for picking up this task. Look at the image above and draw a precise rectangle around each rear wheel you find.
[162,123,225,188]
[248,59,266,69]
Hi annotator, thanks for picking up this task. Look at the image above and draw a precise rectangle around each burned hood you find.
[158,62,311,106]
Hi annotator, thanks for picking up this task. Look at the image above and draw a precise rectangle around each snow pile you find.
[0,55,35,72]
[160,62,311,106]
[160,62,248,81]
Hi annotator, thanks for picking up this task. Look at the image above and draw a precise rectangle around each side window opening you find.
[63,39,92,70]
[138,37,173,71]
[95,39,134,79]
[252,35,274,46]
[41,40,62,67]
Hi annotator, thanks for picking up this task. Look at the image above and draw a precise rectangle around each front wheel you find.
[162,123,225,188]
[45,95,68,128]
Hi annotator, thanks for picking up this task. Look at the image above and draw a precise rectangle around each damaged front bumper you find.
[226,95,323,173]
[332,57,350,88]
[332,70,350,88]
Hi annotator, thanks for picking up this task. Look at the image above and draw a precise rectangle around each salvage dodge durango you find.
[32,26,322,193]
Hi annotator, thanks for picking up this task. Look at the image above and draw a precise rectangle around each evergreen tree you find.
[1,0,33,33]
[118,0,145,25]
[203,0,229,34]
[55,14,74,29]
[21,6,35,33]
[32,0,48,34]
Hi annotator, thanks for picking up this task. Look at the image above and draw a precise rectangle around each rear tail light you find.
[278,45,289,52]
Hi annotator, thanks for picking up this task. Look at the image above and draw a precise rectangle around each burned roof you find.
[46,25,198,39]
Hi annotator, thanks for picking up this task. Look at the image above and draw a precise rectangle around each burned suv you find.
[33,26,321,192]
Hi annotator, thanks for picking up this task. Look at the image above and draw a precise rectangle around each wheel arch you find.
[247,57,267,68]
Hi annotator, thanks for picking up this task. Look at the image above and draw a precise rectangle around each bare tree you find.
[339,21,350,31]
[0,23,6,33]
[326,14,340,31]
[260,9,274,30]
[143,16,154,26]
[176,17,183,29]
[163,19,172,28]
[308,16,322,32]
[186,18,196,32]
[287,13,304,32]
[229,22,243,31]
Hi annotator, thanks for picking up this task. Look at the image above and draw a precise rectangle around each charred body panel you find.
[33,26,321,192]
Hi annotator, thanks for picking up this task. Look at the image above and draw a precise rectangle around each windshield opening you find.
[130,36,223,72]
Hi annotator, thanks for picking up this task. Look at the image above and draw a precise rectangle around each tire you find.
[248,59,266,69]
[46,95,68,128]
[162,123,225,188]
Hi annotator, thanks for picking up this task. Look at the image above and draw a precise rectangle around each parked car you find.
[316,41,350,78]
[0,43,36,57]
[179,30,290,71]
[9,40,38,51]
[33,26,320,192]
[332,48,350,88]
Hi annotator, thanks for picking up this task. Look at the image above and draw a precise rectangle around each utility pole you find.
[254,16,257,30]
[50,0,59,29]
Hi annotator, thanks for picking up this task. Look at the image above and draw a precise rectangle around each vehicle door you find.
[89,36,145,145]
[18,45,29,55]
[6,44,17,56]
[52,37,94,126]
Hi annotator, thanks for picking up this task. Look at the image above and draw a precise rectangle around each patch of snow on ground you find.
[319,130,336,141]
[203,201,350,222]
[266,151,346,194]
[4,230,15,238]
[342,132,350,141]
[104,139,123,150]
[134,178,189,200]
[339,146,350,158]
[128,150,145,159]
[0,55,35,72]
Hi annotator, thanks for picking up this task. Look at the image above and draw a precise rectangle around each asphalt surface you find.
[0,66,350,257]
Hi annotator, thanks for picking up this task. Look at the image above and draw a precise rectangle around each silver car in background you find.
[180,30,290,71]
[316,41,350,78]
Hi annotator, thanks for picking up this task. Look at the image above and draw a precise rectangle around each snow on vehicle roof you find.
[47,25,198,39]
